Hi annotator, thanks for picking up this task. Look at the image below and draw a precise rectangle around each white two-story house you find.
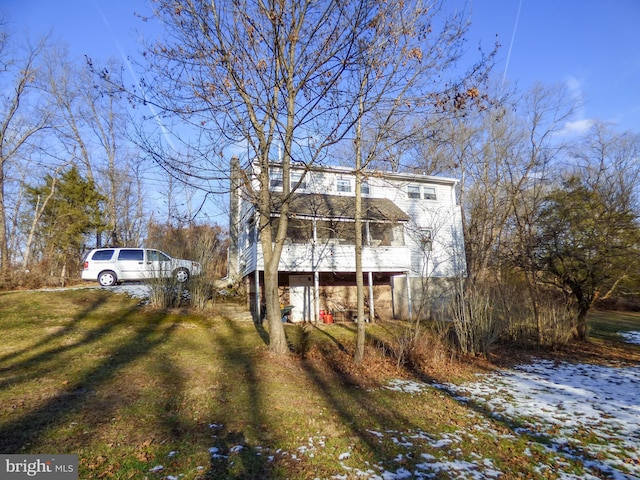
[228,157,466,323]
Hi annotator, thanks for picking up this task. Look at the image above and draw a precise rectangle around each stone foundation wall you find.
[317,284,393,322]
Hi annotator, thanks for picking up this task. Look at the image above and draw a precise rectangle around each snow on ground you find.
[186,350,640,479]
[188,356,640,479]
[619,331,640,345]
[430,358,640,479]
[40,283,152,299]
[103,283,151,299]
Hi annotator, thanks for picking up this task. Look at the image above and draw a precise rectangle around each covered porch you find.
[246,270,413,323]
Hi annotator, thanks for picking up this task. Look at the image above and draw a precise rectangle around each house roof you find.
[271,193,410,222]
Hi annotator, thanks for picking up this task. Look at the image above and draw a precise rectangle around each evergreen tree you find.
[26,166,105,282]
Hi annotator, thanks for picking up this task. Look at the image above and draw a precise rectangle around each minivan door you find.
[145,249,172,279]
[116,249,145,280]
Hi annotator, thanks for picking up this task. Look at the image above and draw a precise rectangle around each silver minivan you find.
[81,248,202,286]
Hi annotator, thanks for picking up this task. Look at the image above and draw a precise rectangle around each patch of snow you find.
[619,330,640,345]
[436,359,640,479]
[105,283,151,299]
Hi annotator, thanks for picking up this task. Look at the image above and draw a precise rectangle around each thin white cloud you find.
[556,76,594,136]
[565,75,584,99]
[559,118,594,136]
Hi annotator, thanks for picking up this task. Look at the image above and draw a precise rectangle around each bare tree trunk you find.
[0,169,9,285]
[23,197,43,270]
[23,166,66,269]
[354,101,366,364]
[59,263,66,287]
[259,160,289,354]
[574,308,589,341]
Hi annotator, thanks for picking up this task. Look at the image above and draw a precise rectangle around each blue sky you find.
[466,0,640,134]
[2,0,639,134]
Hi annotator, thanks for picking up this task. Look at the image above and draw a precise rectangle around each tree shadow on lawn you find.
[251,316,270,345]
[201,317,272,479]
[0,294,109,368]
[195,314,619,477]
[0,302,179,454]
[286,324,435,475]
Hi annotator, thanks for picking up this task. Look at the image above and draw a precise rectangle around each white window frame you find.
[407,185,421,199]
[337,177,352,193]
[269,169,283,189]
[423,186,437,200]
[291,171,307,190]
[419,228,433,251]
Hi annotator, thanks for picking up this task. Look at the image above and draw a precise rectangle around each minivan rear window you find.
[118,249,144,261]
[92,249,115,261]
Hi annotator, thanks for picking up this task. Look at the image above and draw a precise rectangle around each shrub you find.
[377,322,452,373]
[188,275,215,310]
[445,281,504,356]
[148,275,184,308]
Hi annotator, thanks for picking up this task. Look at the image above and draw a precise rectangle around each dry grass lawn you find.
[0,287,638,479]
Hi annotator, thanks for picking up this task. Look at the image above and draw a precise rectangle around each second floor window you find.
[291,171,307,190]
[337,178,351,193]
[407,185,421,199]
[423,187,437,200]
[361,180,370,195]
[269,170,283,189]
[408,185,438,200]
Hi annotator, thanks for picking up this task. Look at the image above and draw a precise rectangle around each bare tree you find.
[503,84,577,345]
[0,35,52,284]
[312,0,494,363]
[22,163,69,269]
[403,83,578,348]
[571,121,640,215]
[44,49,140,247]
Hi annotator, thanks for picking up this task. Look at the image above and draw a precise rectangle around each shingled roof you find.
[270,193,410,222]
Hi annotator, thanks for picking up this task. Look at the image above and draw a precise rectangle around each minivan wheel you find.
[174,268,189,283]
[98,271,117,287]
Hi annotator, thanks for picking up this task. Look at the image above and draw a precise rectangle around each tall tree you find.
[571,121,640,216]
[22,163,69,269]
[535,176,640,340]
[347,1,495,362]
[0,34,52,284]
[44,51,138,247]
[502,83,577,345]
